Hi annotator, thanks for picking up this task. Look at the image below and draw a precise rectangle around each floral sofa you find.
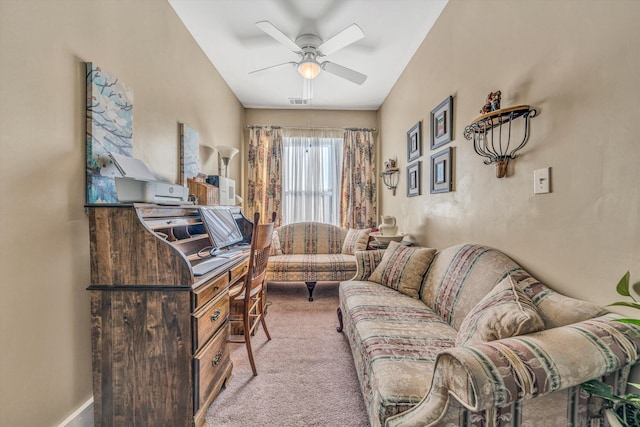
[266,222,370,301]
[337,242,640,427]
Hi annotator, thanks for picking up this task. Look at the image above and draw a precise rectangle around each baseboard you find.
[57,397,94,427]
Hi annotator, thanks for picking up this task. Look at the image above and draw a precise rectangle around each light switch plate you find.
[534,167,550,194]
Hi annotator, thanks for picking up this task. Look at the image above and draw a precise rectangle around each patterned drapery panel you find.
[340,130,376,229]
[247,127,283,226]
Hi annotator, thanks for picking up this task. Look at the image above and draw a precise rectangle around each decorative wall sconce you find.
[381,159,400,195]
[464,105,537,178]
[215,145,239,177]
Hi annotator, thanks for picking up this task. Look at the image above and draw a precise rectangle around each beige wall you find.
[378,0,640,304]
[0,1,244,425]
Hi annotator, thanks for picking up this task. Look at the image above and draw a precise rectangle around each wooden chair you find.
[229,211,276,376]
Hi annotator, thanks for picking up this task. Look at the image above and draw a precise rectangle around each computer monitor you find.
[199,206,243,249]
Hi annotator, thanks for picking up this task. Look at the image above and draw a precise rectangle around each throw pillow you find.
[368,241,436,299]
[455,275,545,347]
[341,228,371,255]
[269,230,283,256]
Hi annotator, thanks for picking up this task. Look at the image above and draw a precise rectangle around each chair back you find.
[244,212,276,301]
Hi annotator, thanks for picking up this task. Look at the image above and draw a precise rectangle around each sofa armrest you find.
[386,314,640,427]
[351,249,385,281]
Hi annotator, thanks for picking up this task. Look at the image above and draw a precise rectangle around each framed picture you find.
[407,161,421,197]
[407,121,422,162]
[430,96,453,150]
[430,147,453,193]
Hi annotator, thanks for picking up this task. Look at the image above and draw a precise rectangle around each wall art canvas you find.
[85,62,133,204]
[180,123,201,185]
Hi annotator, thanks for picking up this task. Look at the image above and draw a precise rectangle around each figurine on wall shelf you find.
[384,158,397,171]
[480,90,502,114]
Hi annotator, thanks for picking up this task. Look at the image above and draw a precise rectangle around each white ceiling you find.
[169,0,448,110]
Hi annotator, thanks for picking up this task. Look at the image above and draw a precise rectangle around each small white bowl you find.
[369,232,405,244]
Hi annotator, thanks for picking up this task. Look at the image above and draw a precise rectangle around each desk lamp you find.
[215,145,239,177]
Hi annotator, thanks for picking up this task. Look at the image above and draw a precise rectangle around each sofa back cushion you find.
[455,275,545,346]
[276,222,347,254]
[341,228,371,255]
[509,270,608,328]
[369,241,437,299]
[420,244,523,329]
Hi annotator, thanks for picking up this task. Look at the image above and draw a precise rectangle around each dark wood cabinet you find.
[87,204,249,426]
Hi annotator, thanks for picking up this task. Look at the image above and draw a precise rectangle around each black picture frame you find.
[430,96,453,150]
[407,161,421,197]
[430,147,453,194]
[407,121,422,162]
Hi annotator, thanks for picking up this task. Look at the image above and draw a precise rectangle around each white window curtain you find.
[281,129,343,225]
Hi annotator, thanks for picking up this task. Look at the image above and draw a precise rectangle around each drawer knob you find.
[212,349,223,366]
[210,309,221,322]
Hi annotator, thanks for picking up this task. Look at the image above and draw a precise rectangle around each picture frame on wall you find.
[430,147,453,194]
[407,161,421,197]
[430,96,453,150]
[407,121,422,162]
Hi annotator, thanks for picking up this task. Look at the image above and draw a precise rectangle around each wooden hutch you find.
[87,203,252,426]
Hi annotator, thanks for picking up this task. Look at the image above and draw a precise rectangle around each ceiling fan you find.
[250,21,367,88]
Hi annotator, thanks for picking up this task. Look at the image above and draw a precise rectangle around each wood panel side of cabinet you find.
[90,289,193,427]
[89,207,193,286]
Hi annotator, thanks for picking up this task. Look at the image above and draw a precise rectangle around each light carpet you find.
[206,282,369,427]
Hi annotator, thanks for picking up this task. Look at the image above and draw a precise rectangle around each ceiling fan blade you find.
[322,61,367,85]
[317,24,364,56]
[256,21,301,52]
[249,61,298,75]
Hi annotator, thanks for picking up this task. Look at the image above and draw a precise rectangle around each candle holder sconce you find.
[381,158,400,195]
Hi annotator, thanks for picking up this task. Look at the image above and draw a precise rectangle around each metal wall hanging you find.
[464,100,537,178]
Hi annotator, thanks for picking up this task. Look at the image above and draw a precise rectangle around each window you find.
[281,135,343,225]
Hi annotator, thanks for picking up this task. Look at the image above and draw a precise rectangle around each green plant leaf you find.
[629,383,640,392]
[615,319,640,326]
[609,302,640,310]
[582,380,621,401]
[617,271,631,297]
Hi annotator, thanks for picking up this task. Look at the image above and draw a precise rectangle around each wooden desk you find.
[87,204,249,427]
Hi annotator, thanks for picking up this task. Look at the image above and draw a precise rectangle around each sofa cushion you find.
[339,281,456,427]
[455,275,545,346]
[266,254,356,282]
[369,241,436,299]
[276,222,347,254]
[269,230,283,256]
[352,250,385,281]
[420,244,523,329]
[509,270,608,328]
[342,228,371,255]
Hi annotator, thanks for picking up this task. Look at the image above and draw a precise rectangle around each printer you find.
[99,152,189,204]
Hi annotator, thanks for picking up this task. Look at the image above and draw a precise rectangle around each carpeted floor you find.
[205,282,370,427]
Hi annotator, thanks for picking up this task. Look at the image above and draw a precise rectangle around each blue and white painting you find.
[86,62,133,204]
[180,123,200,185]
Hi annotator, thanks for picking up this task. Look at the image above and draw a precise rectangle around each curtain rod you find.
[246,124,377,132]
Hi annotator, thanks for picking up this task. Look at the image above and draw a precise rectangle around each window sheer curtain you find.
[281,129,343,225]
[247,126,283,226]
[340,129,376,229]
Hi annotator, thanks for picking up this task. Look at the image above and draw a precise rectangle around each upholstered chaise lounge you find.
[266,222,370,301]
[337,242,640,427]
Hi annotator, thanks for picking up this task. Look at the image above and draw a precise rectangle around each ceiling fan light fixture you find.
[298,60,321,80]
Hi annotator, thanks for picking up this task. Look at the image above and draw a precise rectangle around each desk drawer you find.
[230,260,249,285]
[193,274,229,311]
[192,293,229,353]
[194,322,230,412]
